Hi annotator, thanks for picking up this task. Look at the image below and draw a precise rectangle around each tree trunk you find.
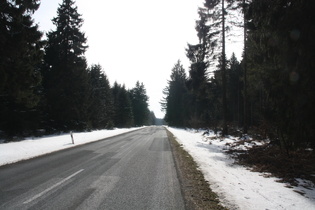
[243,0,248,134]
[222,0,228,136]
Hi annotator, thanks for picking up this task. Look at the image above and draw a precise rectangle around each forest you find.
[0,0,155,140]
[162,0,315,151]
[1,0,315,153]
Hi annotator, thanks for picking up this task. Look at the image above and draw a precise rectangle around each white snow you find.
[0,127,142,166]
[1,126,314,209]
[167,127,315,210]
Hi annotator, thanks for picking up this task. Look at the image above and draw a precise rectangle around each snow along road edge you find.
[0,127,143,166]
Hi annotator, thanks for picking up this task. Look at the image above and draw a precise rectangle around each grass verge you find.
[166,128,227,210]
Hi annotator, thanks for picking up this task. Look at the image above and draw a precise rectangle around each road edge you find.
[165,127,227,210]
[0,127,145,167]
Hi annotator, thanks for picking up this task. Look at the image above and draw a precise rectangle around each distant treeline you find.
[0,0,158,140]
[162,0,315,150]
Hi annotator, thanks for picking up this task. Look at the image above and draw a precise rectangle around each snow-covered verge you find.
[0,127,142,166]
[167,127,315,210]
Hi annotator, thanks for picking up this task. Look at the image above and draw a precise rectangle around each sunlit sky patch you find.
[34,0,242,118]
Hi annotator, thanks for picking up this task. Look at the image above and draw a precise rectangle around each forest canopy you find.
[0,0,154,140]
[162,0,315,150]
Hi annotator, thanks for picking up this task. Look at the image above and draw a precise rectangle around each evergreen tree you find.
[42,0,89,131]
[226,0,252,133]
[129,81,150,126]
[0,0,43,137]
[227,53,243,125]
[240,0,251,134]
[87,64,113,129]
[112,82,134,128]
[246,0,315,149]
[148,111,157,126]
[163,61,189,127]
[186,7,216,127]
[205,0,229,135]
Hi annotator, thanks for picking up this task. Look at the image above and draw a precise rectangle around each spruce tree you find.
[0,0,43,137]
[204,0,229,135]
[129,81,150,126]
[246,0,315,149]
[42,0,89,131]
[227,53,242,125]
[226,0,251,133]
[186,8,209,94]
[163,61,189,127]
[112,82,134,128]
[87,64,113,129]
[148,111,157,125]
[186,7,218,127]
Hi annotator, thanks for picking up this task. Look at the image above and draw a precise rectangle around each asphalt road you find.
[0,126,185,210]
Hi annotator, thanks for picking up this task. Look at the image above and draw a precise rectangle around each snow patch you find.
[0,127,142,166]
[167,127,315,210]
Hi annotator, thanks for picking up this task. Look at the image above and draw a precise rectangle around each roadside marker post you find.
[70,131,74,144]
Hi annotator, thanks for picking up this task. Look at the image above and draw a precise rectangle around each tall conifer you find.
[129,81,150,126]
[87,64,113,129]
[112,83,134,128]
[0,0,43,137]
[42,0,89,131]
[163,61,188,127]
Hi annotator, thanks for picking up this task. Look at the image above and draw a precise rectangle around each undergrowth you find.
[228,142,315,187]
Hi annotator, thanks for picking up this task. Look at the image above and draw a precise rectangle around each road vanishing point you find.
[0,126,185,209]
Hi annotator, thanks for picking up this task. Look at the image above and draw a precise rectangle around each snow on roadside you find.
[0,127,142,166]
[167,127,315,210]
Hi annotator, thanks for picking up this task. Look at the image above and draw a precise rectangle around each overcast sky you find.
[33,0,242,119]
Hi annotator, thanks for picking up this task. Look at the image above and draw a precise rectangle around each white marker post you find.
[70,131,74,144]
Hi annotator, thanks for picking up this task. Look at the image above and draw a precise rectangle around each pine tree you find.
[148,111,157,125]
[87,64,113,129]
[0,0,43,137]
[129,81,150,126]
[241,0,250,134]
[226,0,252,133]
[42,0,89,131]
[112,82,134,128]
[246,0,315,149]
[227,53,242,125]
[186,7,216,127]
[163,61,189,127]
[204,0,229,135]
[186,7,210,93]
